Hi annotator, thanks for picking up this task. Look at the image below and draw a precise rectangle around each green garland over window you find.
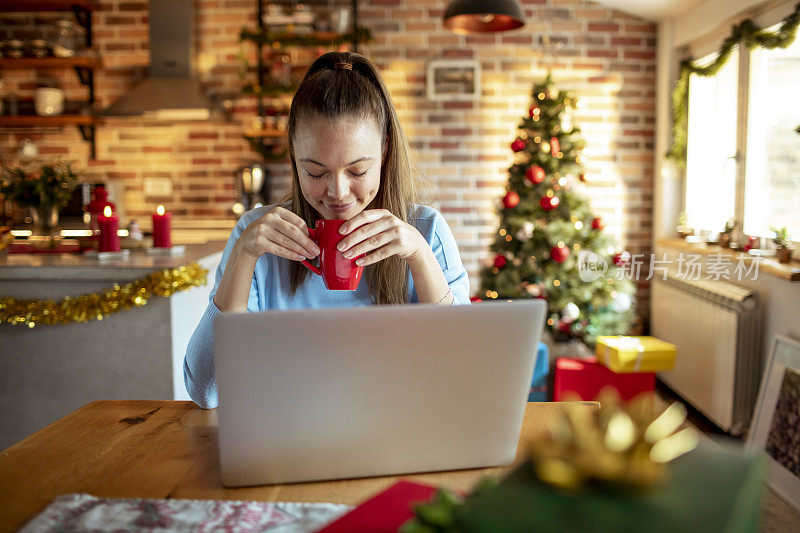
[667,2,800,166]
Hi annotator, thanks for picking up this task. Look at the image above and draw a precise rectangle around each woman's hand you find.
[238,206,320,261]
[337,209,427,267]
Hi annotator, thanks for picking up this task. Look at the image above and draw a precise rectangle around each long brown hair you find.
[282,51,421,304]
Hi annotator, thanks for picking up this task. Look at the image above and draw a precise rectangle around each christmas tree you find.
[478,75,636,345]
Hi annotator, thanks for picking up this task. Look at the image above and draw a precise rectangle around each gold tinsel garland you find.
[0,263,208,328]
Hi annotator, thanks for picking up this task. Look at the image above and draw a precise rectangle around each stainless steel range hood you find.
[104,0,211,120]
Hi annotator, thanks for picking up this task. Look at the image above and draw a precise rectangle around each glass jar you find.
[6,40,25,59]
[29,39,51,59]
[52,19,80,58]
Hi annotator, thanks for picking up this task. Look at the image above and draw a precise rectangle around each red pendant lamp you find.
[443,0,525,34]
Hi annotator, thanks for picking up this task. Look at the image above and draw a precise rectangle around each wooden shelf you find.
[240,27,371,47]
[1,0,99,158]
[0,1,97,12]
[0,114,100,127]
[0,56,102,69]
[244,128,285,138]
[657,237,800,282]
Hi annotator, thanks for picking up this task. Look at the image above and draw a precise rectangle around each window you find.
[683,22,800,243]
[684,49,739,233]
[744,36,800,240]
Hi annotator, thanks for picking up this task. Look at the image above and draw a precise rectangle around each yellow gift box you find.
[595,336,677,373]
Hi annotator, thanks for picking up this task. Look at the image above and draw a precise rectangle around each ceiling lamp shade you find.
[443,0,525,34]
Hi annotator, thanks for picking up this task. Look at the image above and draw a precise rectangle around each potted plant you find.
[676,212,693,238]
[771,227,793,264]
[719,219,736,248]
[0,159,79,244]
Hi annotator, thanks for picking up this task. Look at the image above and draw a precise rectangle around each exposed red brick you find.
[588,23,620,32]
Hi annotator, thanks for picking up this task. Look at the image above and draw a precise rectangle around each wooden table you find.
[0,400,592,532]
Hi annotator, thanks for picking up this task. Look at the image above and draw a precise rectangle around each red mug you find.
[300,219,364,291]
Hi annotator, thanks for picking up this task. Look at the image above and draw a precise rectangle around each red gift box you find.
[316,480,437,532]
[553,357,654,402]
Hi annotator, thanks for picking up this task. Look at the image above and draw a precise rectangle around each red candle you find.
[152,204,172,248]
[98,206,120,252]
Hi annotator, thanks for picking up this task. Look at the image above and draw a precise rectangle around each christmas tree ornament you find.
[502,190,520,209]
[540,195,560,211]
[579,173,586,182]
[493,254,507,269]
[550,243,569,263]
[612,251,631,266]
[591,217,604,230]
[610,292,632,312]
[529,105,540,117]
[526,165,546,184]
[550,137,560,156]
[563,301,580,322]
[525,283,541,297]
[511,138,526,152]
[517,222,533,242]
[470,296,483,303]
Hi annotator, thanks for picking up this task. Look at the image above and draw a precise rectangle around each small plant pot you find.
[776,246,792,264]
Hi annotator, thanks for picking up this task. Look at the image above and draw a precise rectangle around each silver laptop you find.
[214,300,546,487]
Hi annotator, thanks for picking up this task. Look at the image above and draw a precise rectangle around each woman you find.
[184,51,470,409]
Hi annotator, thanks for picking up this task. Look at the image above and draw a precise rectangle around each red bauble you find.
[470,296,483,303]
[557,320,572,333]
[591,217,604,230]
[525,165,546,184]
[502,190,520,209]
[550,245,569,263]
[511,138,526,152]
[612,251,630,266]
[540,195,560,211]
[493,254,507,269]
[528,105,540,118]
[550,137,560,156]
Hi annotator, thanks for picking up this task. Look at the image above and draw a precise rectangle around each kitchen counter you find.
[0,240,227,280]
[0,240,226,450]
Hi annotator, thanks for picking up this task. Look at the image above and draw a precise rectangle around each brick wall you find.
[1,0,656,313]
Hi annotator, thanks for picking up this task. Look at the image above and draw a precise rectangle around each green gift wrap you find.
[455,442,764,533]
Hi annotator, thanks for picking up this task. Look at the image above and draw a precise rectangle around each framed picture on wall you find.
[747,335,800,512]
[427,59,480,101]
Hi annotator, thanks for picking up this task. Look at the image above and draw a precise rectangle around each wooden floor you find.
[654,381,800,532]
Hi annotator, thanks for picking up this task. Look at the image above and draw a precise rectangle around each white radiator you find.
[652,275,760,435]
